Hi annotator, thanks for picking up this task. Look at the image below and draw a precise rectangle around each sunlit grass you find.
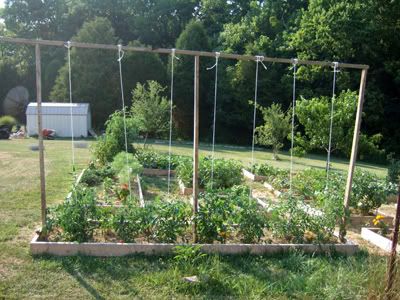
[0,138,397,299]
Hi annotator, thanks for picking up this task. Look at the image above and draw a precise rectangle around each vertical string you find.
[65,41,75,173]
[207,52,220,189]
[289,58,298,195]
[117,44,132,201]
[326,61,339,184]
[249,56,267,198]
[167,49,179,195]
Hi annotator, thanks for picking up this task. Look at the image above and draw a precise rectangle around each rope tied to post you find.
[206,52,221,188]
[167,48,179,195]
[326,61,339,185]
[117,44,133,201]
[289,58,298,195]
[64,41,75,173]
[249,55,268,198]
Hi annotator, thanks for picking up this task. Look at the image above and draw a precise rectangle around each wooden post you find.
[339,68,368,241]
[385,183,400,299]
[192,56,200,243]
[36,43,47,228]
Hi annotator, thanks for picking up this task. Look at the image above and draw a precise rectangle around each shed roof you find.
[26,102,90,116]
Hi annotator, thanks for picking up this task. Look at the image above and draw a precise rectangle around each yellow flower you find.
[376,215,384,220]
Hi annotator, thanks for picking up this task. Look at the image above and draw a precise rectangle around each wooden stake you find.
[340,69,368,241]
[35,43,47,228]
[192,56,200,243]
[385,183,400,299]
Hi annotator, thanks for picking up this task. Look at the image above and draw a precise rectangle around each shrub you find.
[49,185,98,242]
[92,110,139,165]
[176,157,242,189]
[351,169,396,214]
[0,115,17,129]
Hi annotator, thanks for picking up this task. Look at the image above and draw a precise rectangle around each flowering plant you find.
[372,215,389,235]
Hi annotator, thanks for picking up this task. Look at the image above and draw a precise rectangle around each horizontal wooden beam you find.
[0,36,369,70]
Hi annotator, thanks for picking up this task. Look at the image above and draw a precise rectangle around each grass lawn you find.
[136,139,388,177]
[0,138,398,299]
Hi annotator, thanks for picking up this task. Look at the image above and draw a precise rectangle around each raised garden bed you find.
[30,232,358,256]
[242,169,267,182]
[263,182,282,198]
[76,166,145,207]
[361,227,400,253]
[349,215,393,227]
[178,179,204,196]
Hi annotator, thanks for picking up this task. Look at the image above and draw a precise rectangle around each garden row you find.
[33,145,398,256]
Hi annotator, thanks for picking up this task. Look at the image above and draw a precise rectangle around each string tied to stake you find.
[65,40,75,173]
[117,43,133,201]
[167,48,179,195]
[249,55,267,198]
[326,61,340,185]
[289,58,298,195]
[206,52,221,188]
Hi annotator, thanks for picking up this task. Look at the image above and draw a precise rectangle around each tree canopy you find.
[0,0,399,159]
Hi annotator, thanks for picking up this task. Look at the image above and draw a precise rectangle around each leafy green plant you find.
[49,185,98,242]
[269,195,336,243]
[92,110,139,165]
[152,198,191,242]
[251,163,290,190]
[134,148,181,169]
[351,169,396,214]
[232,195,266,243]
[176,157,242,189]
[80,162,115,187]
[113,203,154,242]
[196,191,235,243]
[173,245,206,268]
[112,152,143,185]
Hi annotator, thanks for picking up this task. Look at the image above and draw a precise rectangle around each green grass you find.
[136,139,388,177]
[0,138,398,299]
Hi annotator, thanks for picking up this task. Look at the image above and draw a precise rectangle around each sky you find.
[0,0,4,8]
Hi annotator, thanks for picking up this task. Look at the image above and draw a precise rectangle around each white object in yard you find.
[26,102,91,137]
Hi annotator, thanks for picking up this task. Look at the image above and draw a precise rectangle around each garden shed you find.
[26,102,91,137]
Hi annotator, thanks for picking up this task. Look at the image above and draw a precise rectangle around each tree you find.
[287,0,400,155]
[122,41,167,107]
[173,20,212,138]
[50,17,119,127]
[130,81,170,146]
[255,103,291,160]
[295,90,384,160]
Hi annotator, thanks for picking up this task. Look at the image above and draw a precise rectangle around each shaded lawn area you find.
[0,139,398,299]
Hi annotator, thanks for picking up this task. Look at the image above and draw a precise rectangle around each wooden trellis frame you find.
[0,36,369,241]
